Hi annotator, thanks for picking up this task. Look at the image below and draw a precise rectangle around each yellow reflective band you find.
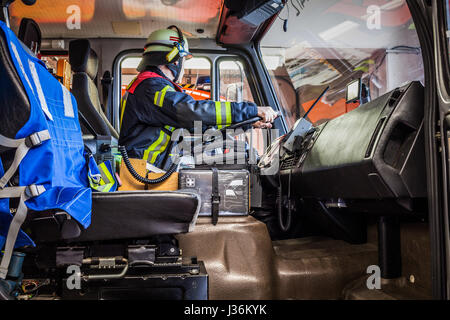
[158,86,174,107]
[215,101,232,129]
[143,126,174,164]
[90,162,116,193]
[225,101,232,126]
[120,94,127,128]
[215,101,223,129]
[143,130,165,162]
[154,91,160,105]
[164,125,175,132]
[88,175,100,189]
[98,162,115,192]
[150,134,171,164]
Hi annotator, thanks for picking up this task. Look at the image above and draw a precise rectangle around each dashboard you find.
[259,81,427,209]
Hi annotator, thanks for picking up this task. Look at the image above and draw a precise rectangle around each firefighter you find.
[119,26,277,168]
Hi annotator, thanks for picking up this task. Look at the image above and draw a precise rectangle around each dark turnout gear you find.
[119,67,258,168]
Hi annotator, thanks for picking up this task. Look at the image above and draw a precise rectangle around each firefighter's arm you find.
[154,86,259,128]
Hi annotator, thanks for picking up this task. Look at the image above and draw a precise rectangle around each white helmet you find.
[137,25,192,71]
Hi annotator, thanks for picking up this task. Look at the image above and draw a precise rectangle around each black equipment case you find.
[179,169,250,224]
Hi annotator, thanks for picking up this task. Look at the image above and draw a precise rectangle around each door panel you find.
[432,0,450,299]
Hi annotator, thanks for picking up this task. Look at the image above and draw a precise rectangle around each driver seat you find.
[0,20,201,243]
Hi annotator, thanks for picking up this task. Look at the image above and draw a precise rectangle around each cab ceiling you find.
[9,0,223,39]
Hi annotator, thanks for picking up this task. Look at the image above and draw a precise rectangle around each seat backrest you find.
[0,21,30,149]
[0,20,92,250]
[69,39,119,139]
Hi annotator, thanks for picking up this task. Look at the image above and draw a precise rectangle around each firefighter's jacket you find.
[119,67,258,168]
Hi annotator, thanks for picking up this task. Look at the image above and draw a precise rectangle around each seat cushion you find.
[28,190,201,242]
[75,190,201,241]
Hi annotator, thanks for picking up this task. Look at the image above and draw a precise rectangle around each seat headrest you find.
[18,18,41,55]
[69,39,98,80]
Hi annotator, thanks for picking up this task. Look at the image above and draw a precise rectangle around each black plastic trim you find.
[408,0,447,299]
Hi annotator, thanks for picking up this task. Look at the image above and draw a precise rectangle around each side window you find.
[119,56,212,100]
[180,57,212,100]
[218,60,255,103]
[121,57,140,97]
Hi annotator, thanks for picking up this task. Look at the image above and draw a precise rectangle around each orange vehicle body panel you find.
[121,85,212,101]
[10,0,95,24]
[303,98,360,124]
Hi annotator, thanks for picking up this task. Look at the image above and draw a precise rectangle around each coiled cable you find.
[118,145,177,184]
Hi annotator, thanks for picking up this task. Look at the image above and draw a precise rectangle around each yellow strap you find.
[126,76,137,90]
[120,76,137,128]
[120,93,128,128]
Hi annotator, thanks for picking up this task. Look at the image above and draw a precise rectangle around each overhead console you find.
[264,81,426,203]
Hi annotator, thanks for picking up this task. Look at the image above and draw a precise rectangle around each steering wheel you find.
[217,116,262,134]
[198,116,262,146]
[184,116,262,166]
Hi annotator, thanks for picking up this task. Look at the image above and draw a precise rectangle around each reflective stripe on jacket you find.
[118,67,258,168]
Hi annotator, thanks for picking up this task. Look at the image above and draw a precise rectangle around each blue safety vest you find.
[0,21,92,277]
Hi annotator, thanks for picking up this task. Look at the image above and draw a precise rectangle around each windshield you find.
[260,0,424,129]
